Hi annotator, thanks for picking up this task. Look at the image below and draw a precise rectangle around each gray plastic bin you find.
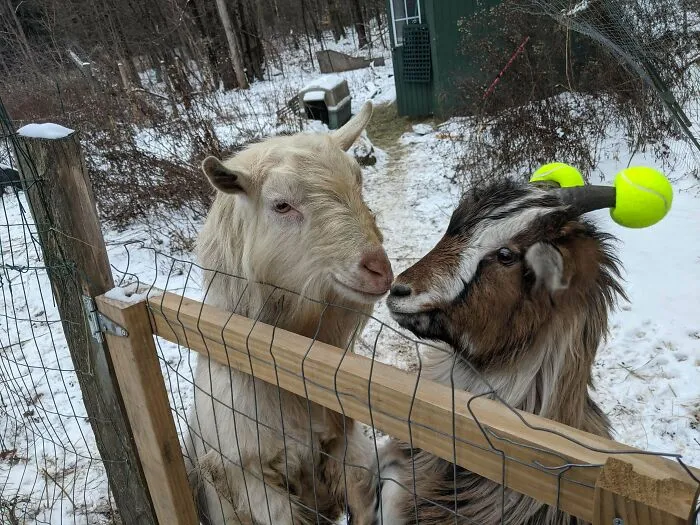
[298,75,352,130]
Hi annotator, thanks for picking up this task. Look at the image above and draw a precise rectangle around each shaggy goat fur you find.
[377,180,625,525]
[185,103,388,525]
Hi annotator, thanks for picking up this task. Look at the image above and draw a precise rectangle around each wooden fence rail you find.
[95,290,700,525]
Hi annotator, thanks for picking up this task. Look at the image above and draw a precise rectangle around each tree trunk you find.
[204,0,239,92]
[117,60,133,90]
[299,0,315,66]
[113,15,141,87]
[350,0,368,49]
[0,51,10,78]
[233,0,265,82]
[213,0,249,89]
[5,0,35,65]
[328,0,346,42]
[374,6,389,49]
[308,0,324,44]
[375,7,387,49]
[187,0,222,89]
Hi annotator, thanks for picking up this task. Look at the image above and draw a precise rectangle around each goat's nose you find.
[361,250,393,278]
[390,283,412,297]
[360,249,393,289]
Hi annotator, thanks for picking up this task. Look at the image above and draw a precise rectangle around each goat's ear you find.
[201,156,250,195]
[331,101,373,151]
[524,242,569,294]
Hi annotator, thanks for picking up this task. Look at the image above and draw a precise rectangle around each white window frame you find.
[389,0,422,46]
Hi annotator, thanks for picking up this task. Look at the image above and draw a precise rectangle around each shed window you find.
[390,0,421,46]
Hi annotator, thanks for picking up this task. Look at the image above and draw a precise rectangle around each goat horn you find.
[536,165,672,228]
[331,101,373,151]
[555,185,617,214]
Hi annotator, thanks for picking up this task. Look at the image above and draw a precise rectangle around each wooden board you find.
[594,457,697,525]
[147,292,700,523]
[97,294,199,525]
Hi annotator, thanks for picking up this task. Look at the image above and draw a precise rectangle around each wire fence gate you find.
[1,102,699,525]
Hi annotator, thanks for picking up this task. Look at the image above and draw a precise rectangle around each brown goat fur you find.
[378,180,625,524]
[184,102,391,525]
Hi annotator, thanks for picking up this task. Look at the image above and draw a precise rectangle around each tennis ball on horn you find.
[530,162,585,188]
[610,166,673,228]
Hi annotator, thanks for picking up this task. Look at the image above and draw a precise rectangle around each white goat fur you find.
[184,103,383,525]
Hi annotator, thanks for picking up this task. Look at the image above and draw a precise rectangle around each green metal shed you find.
[387,0,501,117]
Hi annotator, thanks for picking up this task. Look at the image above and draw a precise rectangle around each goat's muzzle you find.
[387,283,442,339]
[332,247,393,303]
[386,281,420,314]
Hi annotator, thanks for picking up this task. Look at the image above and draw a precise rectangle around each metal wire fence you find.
[0,107,118,522]
[530,0,700,176]
[107,241,700,525]
[2,5,700,520]
[3,88,700,523]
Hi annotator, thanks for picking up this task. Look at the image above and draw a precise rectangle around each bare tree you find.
[214,0,249,89]
[350,0,368,48]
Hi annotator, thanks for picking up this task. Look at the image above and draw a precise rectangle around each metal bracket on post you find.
[82,295,129,341]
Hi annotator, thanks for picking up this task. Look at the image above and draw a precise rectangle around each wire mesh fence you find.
[530,0,700,176]
[109,243,700,525]
[0,107,119,522]
[3,80,700,524]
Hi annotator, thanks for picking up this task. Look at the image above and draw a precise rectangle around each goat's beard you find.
[283,270,374,343]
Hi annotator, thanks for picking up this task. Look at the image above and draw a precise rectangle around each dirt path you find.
[357,104,460,369]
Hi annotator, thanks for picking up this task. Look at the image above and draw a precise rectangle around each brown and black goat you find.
[376,180,626,525]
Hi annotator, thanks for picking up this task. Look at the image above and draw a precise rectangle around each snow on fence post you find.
[12,123,158,524]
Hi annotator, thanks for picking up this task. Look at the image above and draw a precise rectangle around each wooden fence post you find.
[95,293,199,525]
[12,125,158,524]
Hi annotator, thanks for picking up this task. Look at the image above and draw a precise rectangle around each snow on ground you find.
[359,118,700,465]
[589,161,700,462]
[0,192,117,524]
[1,34,699,524]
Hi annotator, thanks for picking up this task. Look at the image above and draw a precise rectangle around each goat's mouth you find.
[387,295,444,338]
[390,306,453,346]
[389,308,438,337]
[331,275,388,304]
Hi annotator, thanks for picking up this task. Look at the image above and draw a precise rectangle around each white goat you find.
[184,102,392,525]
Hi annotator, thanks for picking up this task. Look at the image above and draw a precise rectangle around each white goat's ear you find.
[525,242,568,294]
[201,156,250,195]
[331,101,373,151]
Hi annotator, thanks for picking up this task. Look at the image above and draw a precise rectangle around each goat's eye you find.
[496,247,517,265]
[274,202,292,214]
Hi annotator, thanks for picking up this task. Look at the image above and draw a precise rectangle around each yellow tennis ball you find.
[611,167,672,228]
[530,162,585,188]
